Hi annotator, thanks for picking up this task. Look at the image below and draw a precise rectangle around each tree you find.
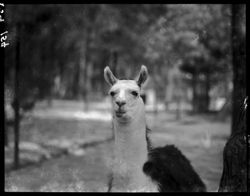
[4,4,234,113]
[230,4,246,134]
[13,22,21,169]
[218,98,247,192]
[141,5,232,113]
[5,4,61,168]
[218,4,246,192]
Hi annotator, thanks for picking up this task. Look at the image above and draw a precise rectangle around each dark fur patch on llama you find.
[143,145,207,192]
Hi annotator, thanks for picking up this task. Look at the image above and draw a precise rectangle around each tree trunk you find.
[72,59,81,99]
[59,63,64,97]
[4,111,8,147]
[112,51,118,75]
[164,68,173,111]
[82,26,91,111]
[218,98,247,192]
[231,4,246,134]
[47,32,56,105]
[14,23,21,169]
[176,97,181,120]
[110,50,118,77]
[218,4,247,192]
[205,70,210,112]
[192,72,198,113]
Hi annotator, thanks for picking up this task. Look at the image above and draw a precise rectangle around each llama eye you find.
[110,91,115,97]
[131,91,138,96]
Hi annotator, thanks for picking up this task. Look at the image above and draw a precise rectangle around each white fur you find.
[105,66,158,192]
[111,102,158,191]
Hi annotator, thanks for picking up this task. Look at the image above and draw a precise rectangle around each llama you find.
[104,65,206,192]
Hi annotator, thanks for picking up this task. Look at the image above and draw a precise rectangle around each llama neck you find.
[114,113,147,165]
[111,107,157,191]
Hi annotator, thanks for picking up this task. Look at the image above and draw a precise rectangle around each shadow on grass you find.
[5,137,114,174]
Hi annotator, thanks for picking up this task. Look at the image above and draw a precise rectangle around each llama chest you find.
[110,160,158,192]
[110,143,158,192]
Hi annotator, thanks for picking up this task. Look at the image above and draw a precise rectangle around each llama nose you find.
[116,100,126,107]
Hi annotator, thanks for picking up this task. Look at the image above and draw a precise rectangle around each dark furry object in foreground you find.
[143,145,207,192]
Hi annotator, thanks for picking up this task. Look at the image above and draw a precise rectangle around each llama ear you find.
[104,66,118,86]
[136,65,148,87]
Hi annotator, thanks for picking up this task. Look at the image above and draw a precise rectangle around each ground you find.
[4,99,231,192]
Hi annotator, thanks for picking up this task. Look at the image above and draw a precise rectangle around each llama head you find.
[104,65,148,123]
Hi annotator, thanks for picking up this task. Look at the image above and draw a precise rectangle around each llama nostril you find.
[116,101,126,107]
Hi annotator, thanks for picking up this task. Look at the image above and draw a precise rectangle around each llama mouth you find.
[116,110,126,117]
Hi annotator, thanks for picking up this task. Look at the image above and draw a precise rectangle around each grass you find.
[5,99,231,192]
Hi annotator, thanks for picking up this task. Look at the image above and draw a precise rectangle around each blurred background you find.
[4,4,246,192]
